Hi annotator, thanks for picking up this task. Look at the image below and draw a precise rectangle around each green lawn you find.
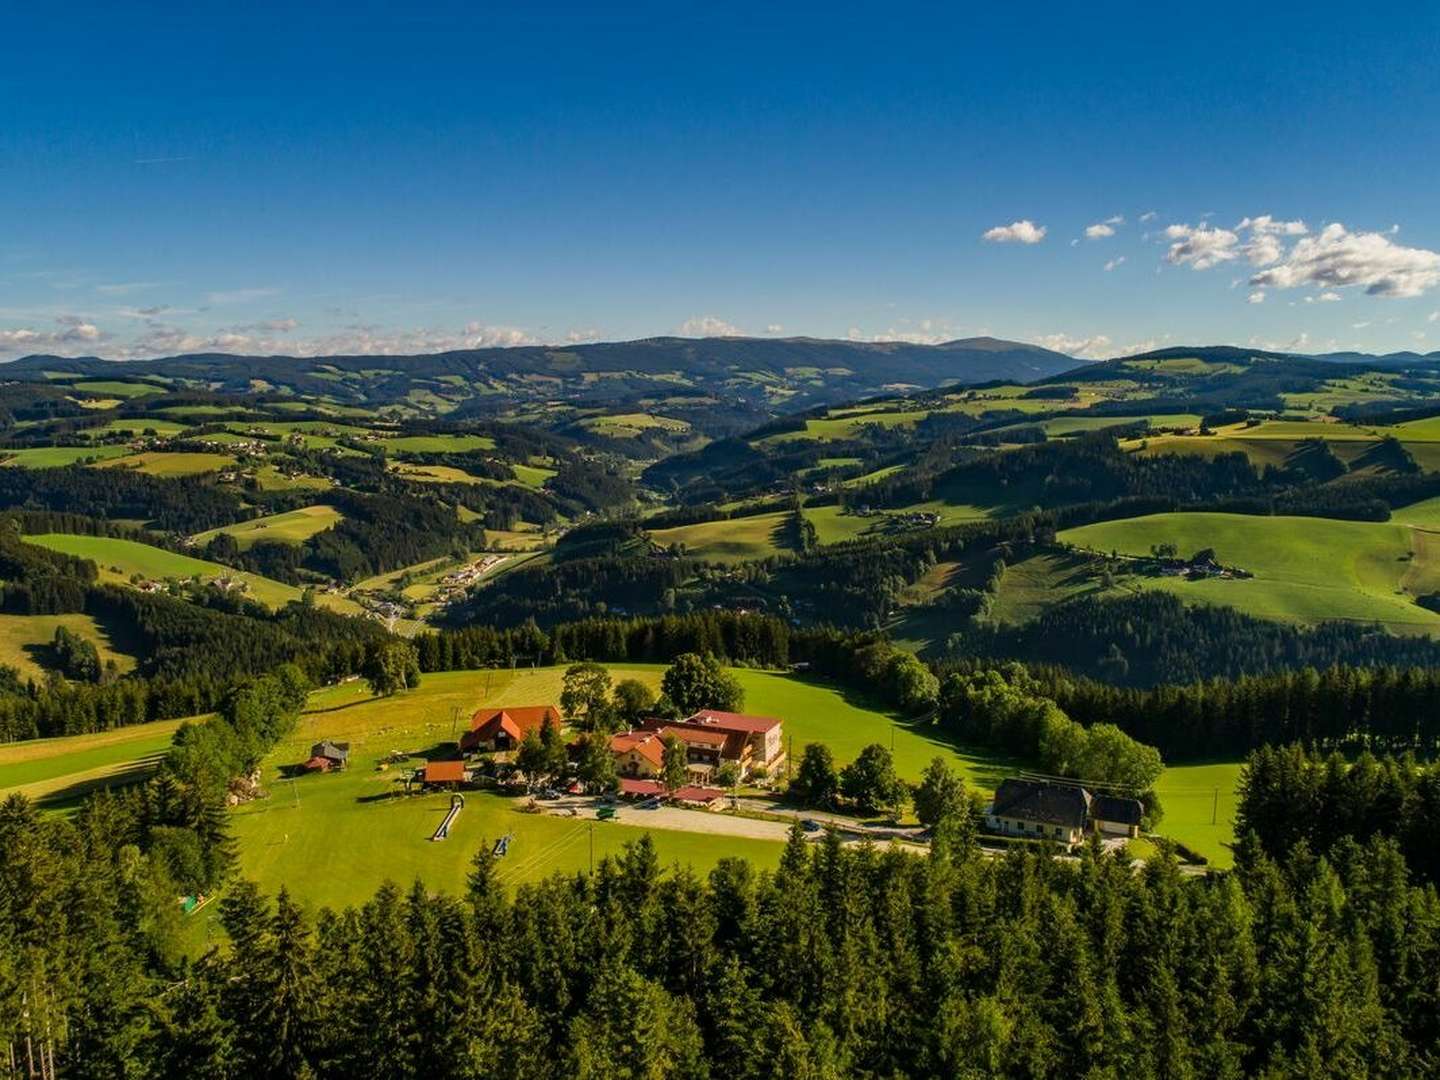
[1060,512,1440,634]
[232,667,785,909]
[1,445,134,468]
[1154,762,1242,868]
[648,511,792,563]
[23,533,362,615]
[192,505,344,549]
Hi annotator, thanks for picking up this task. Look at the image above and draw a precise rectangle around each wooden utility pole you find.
[1211,787,1219,826]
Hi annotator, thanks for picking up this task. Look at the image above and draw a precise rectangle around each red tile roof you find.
[619,778,665,797]
[672,785,725,803]
[461,705,561,750]
[684,709,782,734]
[658,724,729,747]
[423,761,466,783]
[611,730,665,766]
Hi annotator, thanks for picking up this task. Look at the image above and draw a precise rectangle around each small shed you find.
[422,760,467,789]
[310,741,350,769]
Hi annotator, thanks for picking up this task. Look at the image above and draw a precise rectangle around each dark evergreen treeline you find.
[950,591,1440,688]
[416,611,796,672]
[0,464,248,533]
[1034,661,1440,759]
[0,524,98,614]
[450,554,697,627]
[6,801,1440,1077]
[0,587,387,741]
[1236,744,1440,885]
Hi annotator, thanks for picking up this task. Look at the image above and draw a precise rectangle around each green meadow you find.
[1,661,1241,907]
[1,445,134,468]
[192,505,345,549]
[94,451,237,476]
[24,533,363,615]
[0,611,140,682]
[1060,512,1440,634]
[648,511,793,562]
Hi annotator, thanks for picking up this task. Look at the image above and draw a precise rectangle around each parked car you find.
[801,818,822,833]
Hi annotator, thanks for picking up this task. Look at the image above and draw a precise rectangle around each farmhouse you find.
[611,729,665,778]
[983,778,1144,846]
[638,709,785,780]
[302,740,350,772]
[460,705,562,753]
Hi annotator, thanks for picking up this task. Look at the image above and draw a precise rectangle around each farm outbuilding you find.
[421,760,468,789]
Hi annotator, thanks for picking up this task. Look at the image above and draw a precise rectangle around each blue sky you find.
[3,2,1438,361]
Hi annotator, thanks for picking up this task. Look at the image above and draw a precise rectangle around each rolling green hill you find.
[23,533,362,615]
[1060,512,1440,633]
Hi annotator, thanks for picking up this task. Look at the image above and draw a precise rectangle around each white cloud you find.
[982,219,1046,244]
[1032,332,1113,359]
[1247,331,1312,353]
[1084,223,1116,239]
[677,315,742,337]
[1164,223,1241,270]
[1249,222,1440,298]
[1238,215,1308,236]
[1104,256,1126,272]
[1352,321,1372,330]
[1428,310,1438,323]
[1105,215,1125,226]
[1247,290,1266,304]
[1139,210,1158,223]
[0,315,108,355]
[764,323,784,335]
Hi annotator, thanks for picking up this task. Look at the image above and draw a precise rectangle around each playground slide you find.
[431,793,465,841]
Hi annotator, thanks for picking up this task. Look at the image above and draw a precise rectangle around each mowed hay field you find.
[0,612,141,682]
[1060,512,1440,633]
[192,505,344,549]
[93,450,237,476]
[1,445,134,468]
[23,534,364,616]
[0,716,193,803]
[648,511,793,563]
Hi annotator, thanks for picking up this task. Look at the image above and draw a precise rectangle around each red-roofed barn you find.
[460,705,562,753]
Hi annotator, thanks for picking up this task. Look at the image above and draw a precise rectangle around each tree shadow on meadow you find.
[781,673,1022,792]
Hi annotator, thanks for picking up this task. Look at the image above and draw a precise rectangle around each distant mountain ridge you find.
[8,335,1078,413]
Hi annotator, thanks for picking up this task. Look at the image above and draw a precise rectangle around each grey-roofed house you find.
[1090,793,1144,838]
[984,778,1146,846]
[986,778,1091,845]
[309,741,350,769]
